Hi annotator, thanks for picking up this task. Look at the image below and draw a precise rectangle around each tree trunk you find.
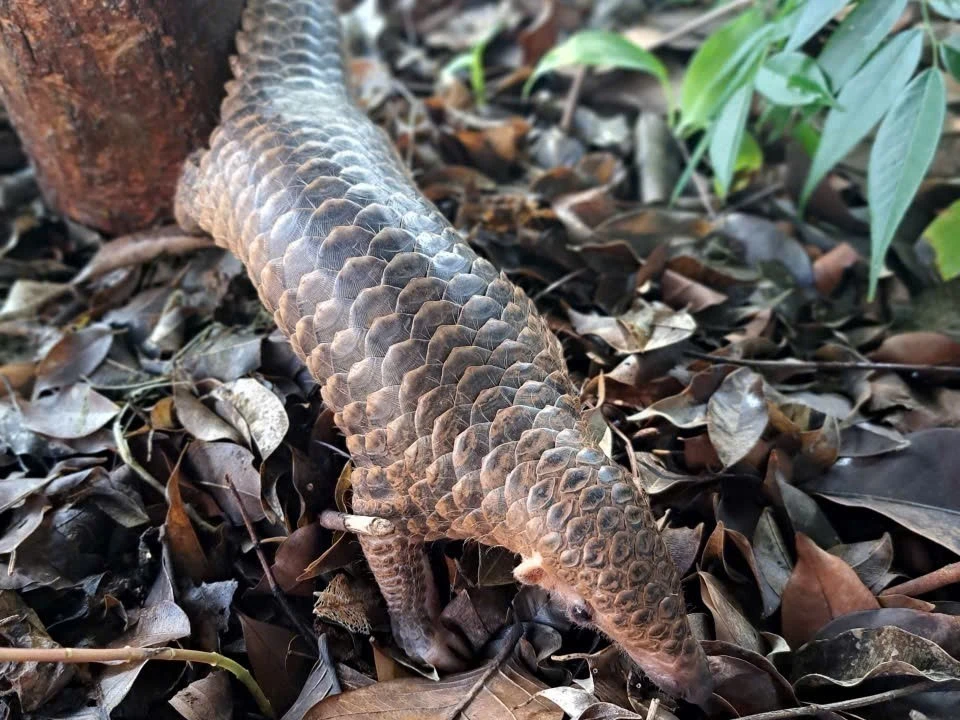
[0,0,244,235]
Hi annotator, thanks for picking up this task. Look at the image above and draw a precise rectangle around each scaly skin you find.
[175,0,713,704]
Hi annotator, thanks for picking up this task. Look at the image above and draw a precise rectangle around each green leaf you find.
[792,120,821,157]
[941,35,960,81]
[710,84,754,198]
[679,8,765,134]
[929,0,960,19]
[785,0,851,52]
[801,29,923,208]
[818,0,909,89]
[867,69,946,297]
[924,200,960,280]
[755,52,833,106]
[524,30,669,100]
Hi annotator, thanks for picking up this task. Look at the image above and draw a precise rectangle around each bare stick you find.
[734,679,952,720]
[881,561,960,598]
[0,646,273,718]
[559,67,587,135]
[319,509,396,537]
[686,351,960,377]
[645,0,754,51]
[442,624,522,720]
[225,474,318,644]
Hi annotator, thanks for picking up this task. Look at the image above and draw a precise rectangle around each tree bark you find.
[0,0,244,235]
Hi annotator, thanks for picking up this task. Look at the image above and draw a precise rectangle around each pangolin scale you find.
[175,0,713,703]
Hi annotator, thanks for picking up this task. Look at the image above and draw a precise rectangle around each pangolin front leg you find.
[175,0,715,705]
[358,531,470,671]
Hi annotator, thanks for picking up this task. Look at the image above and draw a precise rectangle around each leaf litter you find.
[1,1,960,720]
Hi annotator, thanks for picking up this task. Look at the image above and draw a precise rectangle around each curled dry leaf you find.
[210,377,289,460]
[185,440,265,524]
[706,367,769,467]
[33,323,113,395]
[780,533,879,649]
[169,670,233,720]
[812,242,861,296]
[792,626,960,689]
[173,385,243,443]
[699,571,764,653]
[568,301,695,355]
[815,608,960,658]
[828,533,897,593]
[20,383,119,439]
[73,226,215,284]
[165,456,211,584]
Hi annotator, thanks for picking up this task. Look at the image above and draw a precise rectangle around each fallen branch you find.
[881,561,960,598]
[687,351,960,377]
[319,509,396,537]
[0,645,273,718]
[734,679,953,720]
[225,474,318,644]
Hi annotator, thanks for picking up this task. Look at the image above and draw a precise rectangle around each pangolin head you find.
[512,448,714,705]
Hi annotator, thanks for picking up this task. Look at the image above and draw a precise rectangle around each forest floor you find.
[1,1,960,720]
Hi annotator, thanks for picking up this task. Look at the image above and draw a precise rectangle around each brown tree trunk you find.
[0,0,244,235]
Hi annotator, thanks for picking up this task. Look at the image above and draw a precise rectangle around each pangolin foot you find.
[408,625,472,673]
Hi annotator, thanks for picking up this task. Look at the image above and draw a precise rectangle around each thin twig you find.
[224,474,318,645]
[532,268,586,303]
[0,645,274,718]
[734,679,952,720]
[645,0,755,51]
[318,509,396,537]
[686,351,960,377]
[881,561,960,598]
[444,624,522,720]
[559,67,587,135]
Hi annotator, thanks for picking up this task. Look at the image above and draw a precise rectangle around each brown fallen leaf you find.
[169,670,233,720]
[699,571,764,654]
[869,331,960,366]
[240,613,311,715]
[33,323,114,395]
[72,225,214,284]
[305,652,562,720]
[660,268,727,312]
[812,242,861,296]
[780,533,879,649]
[165,454,211,584]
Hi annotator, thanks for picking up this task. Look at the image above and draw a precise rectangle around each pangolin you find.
[174,0,713,704]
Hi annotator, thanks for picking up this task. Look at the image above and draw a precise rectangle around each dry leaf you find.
[780,534,879,648]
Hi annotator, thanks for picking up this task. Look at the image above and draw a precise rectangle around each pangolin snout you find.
[625,643,714,706]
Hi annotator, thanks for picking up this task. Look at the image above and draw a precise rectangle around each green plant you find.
[529,0,960,299]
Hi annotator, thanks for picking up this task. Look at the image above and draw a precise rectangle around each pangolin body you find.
[175,0,713,703]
